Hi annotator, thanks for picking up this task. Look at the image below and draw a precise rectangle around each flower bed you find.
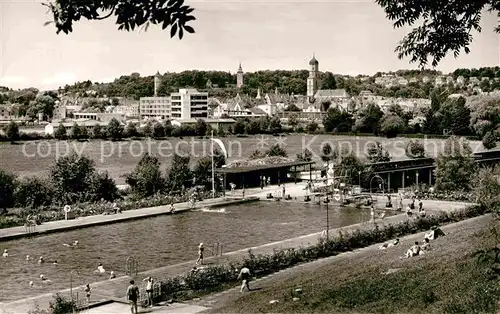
[0,190,217,229]
[152,204,488,302]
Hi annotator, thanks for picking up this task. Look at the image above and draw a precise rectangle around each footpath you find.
[0,200,469,314]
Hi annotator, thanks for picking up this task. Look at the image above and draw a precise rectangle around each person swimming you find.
[63,240,79,247]
[40,274,51,283]
[94,263,106,274]
[26,255,31,261]
[2,249,8,258]
[52,260,58,266]
[109,271,116,279]
[29,281,34,288]
[38,256,44,264]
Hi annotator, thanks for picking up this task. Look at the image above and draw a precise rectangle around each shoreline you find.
[0,201,471,313]
[0,197,259,242]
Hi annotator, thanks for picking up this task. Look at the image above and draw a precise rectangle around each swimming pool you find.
[0,201,379,301]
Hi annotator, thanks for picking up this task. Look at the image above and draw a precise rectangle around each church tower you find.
[307,54,319,99]
[154,71,161,97]
[236,63,244,88]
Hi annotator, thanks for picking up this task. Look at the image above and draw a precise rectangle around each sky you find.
[0,0,499,90]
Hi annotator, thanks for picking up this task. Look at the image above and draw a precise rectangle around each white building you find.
[113,104,140,117]
[72,112,125,122]
[139,97,170,119]
[170,88,208,119]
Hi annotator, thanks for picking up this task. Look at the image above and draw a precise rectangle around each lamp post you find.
[416,171,419,187]
[325,162,330,240]
[70,269,79,301]
[358,171,361,187]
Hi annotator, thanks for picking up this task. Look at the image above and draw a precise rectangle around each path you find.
[0,199,469,314]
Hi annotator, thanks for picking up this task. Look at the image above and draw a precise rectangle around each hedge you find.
[148,204,489,303]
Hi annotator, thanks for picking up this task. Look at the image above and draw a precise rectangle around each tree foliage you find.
[4,121,20,143]
[0,169,16,212]
[353,103,383,134]
[167,153,192,191]
[15,176,54,209]
[366,142,391,163]
[296,148,313,162]
[380,114,406,138]
[376,0,499,68]
[482,131,497,150]
[44,0,196,40]
[50,153,118,204]
[323,107,353,133]
[435,136,475,192]
[472,165,500,212]
[106,118,124,140]
[405,140,426,158]
[266,144,288,157]
[125,153,166,197]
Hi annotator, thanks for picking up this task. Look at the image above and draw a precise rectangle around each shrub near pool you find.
[152,205,489,302]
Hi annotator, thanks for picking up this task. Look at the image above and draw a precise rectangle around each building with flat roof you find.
[139,97,170,119]
[170,88,208,119]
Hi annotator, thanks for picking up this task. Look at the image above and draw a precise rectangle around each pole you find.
[326,161,329,240]
[211,130,215,199]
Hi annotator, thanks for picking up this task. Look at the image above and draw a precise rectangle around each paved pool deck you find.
[0,199,470,314]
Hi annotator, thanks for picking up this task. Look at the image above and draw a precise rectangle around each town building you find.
[72,112,125,122]
[171,118,236,131]
[139,97,170,119]
[112,103,140,117]
[307,55,319,99]
[44,120,122,136]
[154,71,161,97]
[236,63,244,88]
[170,88,208,119]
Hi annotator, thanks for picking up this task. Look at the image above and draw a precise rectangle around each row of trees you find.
[321,93,499,149]
[0,154,118,213]
[50,67,500,101]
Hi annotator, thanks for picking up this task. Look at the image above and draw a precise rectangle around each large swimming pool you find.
[0,201,379,301]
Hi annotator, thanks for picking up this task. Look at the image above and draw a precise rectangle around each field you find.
[207,215,500,314]
[0,134,483,185]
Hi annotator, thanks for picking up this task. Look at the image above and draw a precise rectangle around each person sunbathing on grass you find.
[420,238,431,253]
[425,226,445,241]
[378,238,399,250]
[404,241,421,258]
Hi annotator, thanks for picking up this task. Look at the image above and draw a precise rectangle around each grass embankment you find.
[211,215,500,314]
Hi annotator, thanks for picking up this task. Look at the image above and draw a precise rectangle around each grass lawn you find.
[208,215,500,314]
[0,135,481,185]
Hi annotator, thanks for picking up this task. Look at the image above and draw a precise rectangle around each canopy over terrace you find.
[215,160,315,190]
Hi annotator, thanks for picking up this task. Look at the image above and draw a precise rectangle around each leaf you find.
[184,25,194,33]
[43,21,53,27]
[170,23,178,38]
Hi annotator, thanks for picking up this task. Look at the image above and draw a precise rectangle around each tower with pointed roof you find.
[154,71,161,97]
[307,54,319,99]
[236,63,244,88]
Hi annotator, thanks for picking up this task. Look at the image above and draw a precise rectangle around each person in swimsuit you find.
[143,277,154,308]
[238,266,252,292]
[84,284,91,303]
[2,249,8,258]
[196,243,204,265]
[127,280,140,314]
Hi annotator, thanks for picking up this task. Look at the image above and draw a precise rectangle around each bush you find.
[0,169,16,213]
[482,131,497,150]
[4,121,20,142]
[125,154,166,197]
[405,140,426,158]
[153,205,488,299]
[15,176,53,208]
